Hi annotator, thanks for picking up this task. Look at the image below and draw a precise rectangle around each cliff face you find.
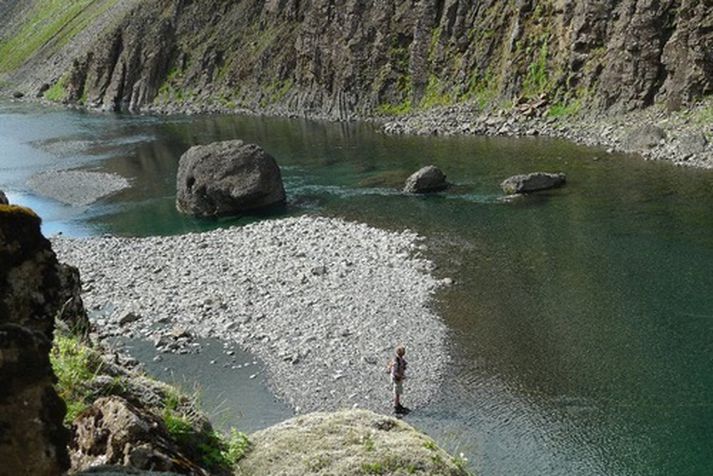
[2,0,713,119]
[0,205,70,475]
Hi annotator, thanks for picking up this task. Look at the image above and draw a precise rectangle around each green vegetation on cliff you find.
[0,0,118,74]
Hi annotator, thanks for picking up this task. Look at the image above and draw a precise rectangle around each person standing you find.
[388,345,409,414]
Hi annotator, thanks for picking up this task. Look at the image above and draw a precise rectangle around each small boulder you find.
[500,172,566,194]
[679,133,708,155]
[176,140,285,217]
[0,190,8,205]
[37,83,50,97]
[403,166,448,193]
[625,125,666,150]
[12,91,24,99]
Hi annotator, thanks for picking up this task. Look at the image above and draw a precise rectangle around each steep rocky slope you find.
[2,0,712,120]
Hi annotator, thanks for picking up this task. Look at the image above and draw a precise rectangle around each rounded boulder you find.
[176,140,286,217]
[403,165,449,193]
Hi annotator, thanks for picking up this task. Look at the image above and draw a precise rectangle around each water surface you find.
[2,101,713,475]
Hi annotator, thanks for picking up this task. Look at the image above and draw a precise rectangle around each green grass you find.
[0,0,118,73]
[421,75,454,109]
[521,41,551,98]
[162,390,250,471]
[376,98,412,116]
[547,99,581,118]
[50,333,103,422]
[44,75,69,102]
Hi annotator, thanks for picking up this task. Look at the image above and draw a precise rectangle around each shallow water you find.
[2,101,713,475]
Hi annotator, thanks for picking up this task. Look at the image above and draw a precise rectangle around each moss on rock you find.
[235,410,471,476]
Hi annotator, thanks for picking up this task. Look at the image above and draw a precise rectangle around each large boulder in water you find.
[500,172,566,194]
[176,140,286,217]
[403,165,449,193]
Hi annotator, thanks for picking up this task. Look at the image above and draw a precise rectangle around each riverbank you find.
[6,91,712,171]
[382,98,713,170]
[52,216,450,414]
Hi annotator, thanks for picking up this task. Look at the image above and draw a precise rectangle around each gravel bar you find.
[52,216,450,413]
[27,170,130,206]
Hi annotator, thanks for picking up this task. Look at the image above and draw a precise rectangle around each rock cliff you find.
[2,0,712,119]
[0,205,70,475]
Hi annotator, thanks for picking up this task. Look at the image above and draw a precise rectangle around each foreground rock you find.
[236,410,468,476]
[53,217,449,413]
[500,172,567,194]
[0,190,7,204]
[0,205,70,474]
[71,397,207,475]
[176,140,285,217]
[403,166,449,193]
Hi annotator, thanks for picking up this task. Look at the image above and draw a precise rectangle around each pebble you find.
[52,216,449,413]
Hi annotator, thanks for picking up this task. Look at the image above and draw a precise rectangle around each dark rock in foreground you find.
[0,205,71,475]
[403,166,449,193]
[176,140,285,217]
[500,172,567,194]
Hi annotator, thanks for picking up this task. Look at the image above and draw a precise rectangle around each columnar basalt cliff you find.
[0,205,70,475]
[2,0,712,119]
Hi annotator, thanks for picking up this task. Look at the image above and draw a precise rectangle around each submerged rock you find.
[403,165,449,193]
[235,409,469,476]
[176,140,286,217]
[500,172,567,194]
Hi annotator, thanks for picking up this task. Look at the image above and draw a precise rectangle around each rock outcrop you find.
[500,172,567,194]
[0,205,70,475]
[70,397,207,475]
[176,140,285,217]
[2,1,712,118]
[0,190,8,204]
[404,165,449,193]
[235,410,469,476]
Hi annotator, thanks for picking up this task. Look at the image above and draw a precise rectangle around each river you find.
[2,101,713,475]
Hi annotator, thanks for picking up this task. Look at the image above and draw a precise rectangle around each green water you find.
[2,102,713,475]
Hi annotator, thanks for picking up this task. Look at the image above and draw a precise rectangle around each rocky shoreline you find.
[52,216,451,415]
[10,91,712,171]
[381,100,713,170]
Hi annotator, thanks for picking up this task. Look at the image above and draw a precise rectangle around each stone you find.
[0,190,8,205]
[679,133,708,155]
[625,125,666,151]
[70,396,206,474]
[0,205,71,475]
[176,140,285,217]
[57,263,91,336]
[12,91,24,99]
[500,172,567,194]
[403,166,449,193]
[119,312,141,326]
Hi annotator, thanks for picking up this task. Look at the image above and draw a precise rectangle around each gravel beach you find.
[27,170,130,206]
[52,216,450,413]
